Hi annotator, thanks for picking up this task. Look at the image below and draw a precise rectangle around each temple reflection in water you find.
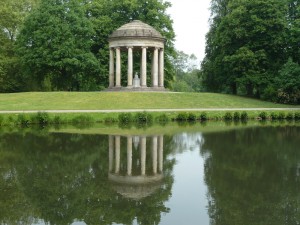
[108,135,165,200]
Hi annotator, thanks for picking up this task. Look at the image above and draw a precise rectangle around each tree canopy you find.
[201,0,300,104]
[0,0,38,92]
[17,0,100,91]
[8,0,175,91]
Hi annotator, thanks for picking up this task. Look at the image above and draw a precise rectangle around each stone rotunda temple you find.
[108,20,166,91]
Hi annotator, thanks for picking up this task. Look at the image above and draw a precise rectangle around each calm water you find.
[0,123,300,225]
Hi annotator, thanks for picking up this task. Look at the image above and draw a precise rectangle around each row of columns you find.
[109,135,164,176]
[109,47,164,88]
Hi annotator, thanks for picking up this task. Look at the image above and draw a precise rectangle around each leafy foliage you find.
[0,0,38,92]
[17,0,100,91]
[4,0,176,91]
[201,126,300,225]
[172,50,202,92]
[275,58,300,104]
[0,132,175,224]
[201,0,300,103]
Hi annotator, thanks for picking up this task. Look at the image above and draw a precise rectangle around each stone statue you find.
[133,72,141,88]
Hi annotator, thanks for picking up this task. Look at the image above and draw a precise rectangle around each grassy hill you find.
[0,92,298,111]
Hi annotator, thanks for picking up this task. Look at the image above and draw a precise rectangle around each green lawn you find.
[0,92,298,110]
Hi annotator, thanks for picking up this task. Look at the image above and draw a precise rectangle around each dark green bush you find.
[199,112,208,121]
[241,111,248,121]
[36,112,49,125]
[295,112,300,120]
[277,112,285,120]
[17,114,30,125]
[53,115,63,124]
[187,113,196,121]
[118,113,133,124]
[176,113,188,121]
[233,112,240,121]
[156,113,169,122]
[0,115,4,126]
[286,112,294,120]
[223,112,233,121]
[270,112,278,120]
[258,112,267,120]
[134,112,153,123]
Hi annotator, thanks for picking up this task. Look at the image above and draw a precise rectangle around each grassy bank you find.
[0,110,300,127]
[0,92,298,110]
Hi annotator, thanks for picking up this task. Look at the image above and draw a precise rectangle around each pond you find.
[0,122,300,225]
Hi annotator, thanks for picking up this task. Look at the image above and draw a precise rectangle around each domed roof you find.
[109,20,164,40]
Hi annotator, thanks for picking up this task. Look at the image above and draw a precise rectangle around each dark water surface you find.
[0,123,300,225]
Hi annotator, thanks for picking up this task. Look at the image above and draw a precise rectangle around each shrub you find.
[118,113,133,124]
[233,112,240,121]
[0,115,3,126]
[275,59,300,104]
[36,112,49,125]
[8,116,14,124]
[176,113,188,121]
[295,112,300,120]
[17,114,29,125]
[270,112,278,120]
[53,115,63,124]
[277,112,285,120]
[199,112,208,121]
[286,112,294,120]
[156,113,169,122]
[258,112,267,120]
[241,111,248,121]
[223,112,233,121]
[134,112,153,123]
[187,113,196,121]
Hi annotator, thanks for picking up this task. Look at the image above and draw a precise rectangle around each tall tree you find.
[0,0,38,92]
[17,0,100,91]
[201,0,287,97]
[200,0,230,92]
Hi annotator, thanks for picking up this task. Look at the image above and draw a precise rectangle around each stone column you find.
[115,136,120,173]
[152,48,159,87]
[141,47,147,87]
[158,135,164,172]
[152,136,158,174]
[127,136,133,175]
[109,48,115,88]
[115,47,121,87]
[159,48,164,87]
[109,135,114,172]
[127,47,133,87]
[141,136,147,175]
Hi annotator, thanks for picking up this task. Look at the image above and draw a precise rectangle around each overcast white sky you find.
[167,0,211,63]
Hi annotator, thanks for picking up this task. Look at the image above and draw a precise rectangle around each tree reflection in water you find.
[201,126,300,225]
[0,124,300,225]
[0,131,175,225]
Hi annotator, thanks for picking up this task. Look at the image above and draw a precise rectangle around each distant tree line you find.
[201,0,300,104]
[171,50,202,92]
[0,0,176,92]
